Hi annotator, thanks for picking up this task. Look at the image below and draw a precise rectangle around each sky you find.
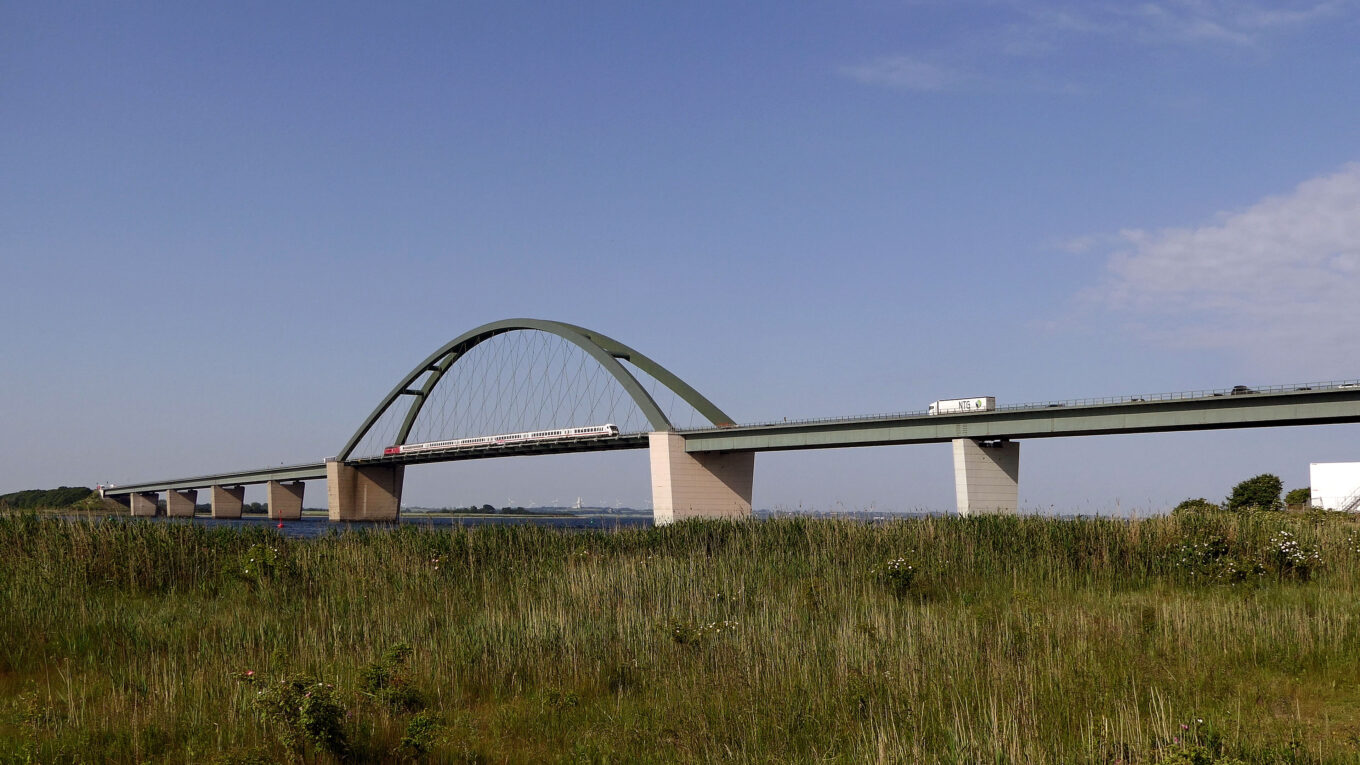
[3,0,1359,514]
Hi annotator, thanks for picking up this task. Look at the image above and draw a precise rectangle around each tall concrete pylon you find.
[211,485,245,518]
[953,438,1019,515]
[649,431,754,524]
[166,489,197,518]
[266,480,305,520]
[326,460,403,521]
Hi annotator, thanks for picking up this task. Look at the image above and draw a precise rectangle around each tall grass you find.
[2,511,1360,763]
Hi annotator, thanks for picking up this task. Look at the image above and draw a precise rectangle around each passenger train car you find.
[384,424,619,456]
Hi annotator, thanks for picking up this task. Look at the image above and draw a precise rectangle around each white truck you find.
[928,396,996,415]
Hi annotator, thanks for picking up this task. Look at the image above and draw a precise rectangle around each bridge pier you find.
[166,489,198,518]
[211,485,245,518]
[130,492,159,517]
[953,438,1019,516]
[266,480,305,520]
[326,460,403,521]
[649,432,754,525]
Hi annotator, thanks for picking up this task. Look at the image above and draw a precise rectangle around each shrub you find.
[873,556,918,594]
[1263,530,1321,582]
[399,711,440,757]
[1284,487,1311,507]
[1171,534,1265,584]
[1225,474,1283,512]
[361,643,424,712]
[1173,498,1220,514]
[670,620,739,646]
[231,542,296,589]
[253,676,350,759]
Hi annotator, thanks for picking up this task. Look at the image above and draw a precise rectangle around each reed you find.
[2,511,1359,763]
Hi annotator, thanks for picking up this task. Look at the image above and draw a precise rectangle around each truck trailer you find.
[928,397,996,416]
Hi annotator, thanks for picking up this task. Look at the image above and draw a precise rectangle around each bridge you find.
[101,318,1360,523]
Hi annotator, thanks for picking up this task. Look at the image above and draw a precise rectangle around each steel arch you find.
[337,318,734,461]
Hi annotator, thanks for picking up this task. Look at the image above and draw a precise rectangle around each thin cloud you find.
[1126,4,1256,45]
[1052,233,1123,255]
[838,56,968,92]
[1232,1,1346,30]
[1087,163,1360,365]
[1003,0,1347,55]
[1063,0,1345,47]
[841,1,1349,94]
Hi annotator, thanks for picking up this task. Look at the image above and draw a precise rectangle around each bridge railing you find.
[999,380,1360,412]
[682,379,1360,433]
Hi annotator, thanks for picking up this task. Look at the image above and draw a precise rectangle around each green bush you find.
[1284,487,1311,507]
[1263,530,1320,582]
[1225,474,1283,511]
[361,643,424,712]
[1173,498,1220,514]
[1171,534,1264,584]
[252,675,350,759]
[399,711,440,757]
[873,555,919,594]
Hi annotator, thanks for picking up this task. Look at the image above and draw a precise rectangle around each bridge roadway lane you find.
[101,462,329,496]
[102,435,651,495]
[349,432,651,467]
[678,385,1360,453]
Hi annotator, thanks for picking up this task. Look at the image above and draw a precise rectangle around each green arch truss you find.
[337,318,735,461]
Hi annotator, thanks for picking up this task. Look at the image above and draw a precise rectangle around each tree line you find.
[0,486,94,510]
[1175,474,1312,513]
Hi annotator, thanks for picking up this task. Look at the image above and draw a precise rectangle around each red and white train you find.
[384,424,619,456]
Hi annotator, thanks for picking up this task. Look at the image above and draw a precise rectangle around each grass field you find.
[2,511,1359,763]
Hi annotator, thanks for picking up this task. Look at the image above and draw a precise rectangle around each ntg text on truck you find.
[928,397,996,415]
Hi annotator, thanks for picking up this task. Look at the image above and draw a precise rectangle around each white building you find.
[1309,462,1360,511]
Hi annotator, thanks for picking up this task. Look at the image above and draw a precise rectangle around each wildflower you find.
[246,670,254,677]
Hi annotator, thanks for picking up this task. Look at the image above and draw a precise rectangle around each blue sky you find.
[3,1,1359,513]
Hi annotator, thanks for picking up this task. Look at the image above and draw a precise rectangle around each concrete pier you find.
[953,438,1019,515]
[130,492,159,517]
[211,485,245,519]
[266,480,305,520]
[166,489,198,518]
[326,460,403,521]
[649,431,754,525]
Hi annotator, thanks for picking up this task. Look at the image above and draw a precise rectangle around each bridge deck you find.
[346,433,651,467]
[102,384,1360,497]
[102,463,329,496]
[679,385,1360,453]
[102,435,651,495]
